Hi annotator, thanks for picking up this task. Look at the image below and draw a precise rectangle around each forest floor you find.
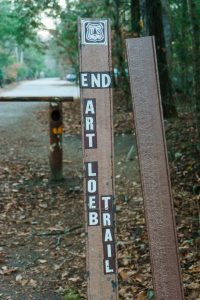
[0,89,199,300]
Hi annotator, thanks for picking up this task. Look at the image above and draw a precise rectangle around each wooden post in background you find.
[126,37,184,300]
[49,101,63,181]
[79,19,118,300]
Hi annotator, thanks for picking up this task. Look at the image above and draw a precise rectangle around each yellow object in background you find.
[52,127,63,134]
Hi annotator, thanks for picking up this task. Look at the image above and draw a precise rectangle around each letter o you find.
[87,179,97,193]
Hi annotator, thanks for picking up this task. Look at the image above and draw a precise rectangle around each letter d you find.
[102,74,111,88]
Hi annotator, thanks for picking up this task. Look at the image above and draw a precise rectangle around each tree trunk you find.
[113,0,130,95]
[131,0,140,36]
[181,0,190,101]
[188,0,200,144]
[144,0,177,118]
[114,0,124,79]
[160,0,172,61]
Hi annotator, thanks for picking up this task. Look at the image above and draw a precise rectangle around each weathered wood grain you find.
[126,36,184,300]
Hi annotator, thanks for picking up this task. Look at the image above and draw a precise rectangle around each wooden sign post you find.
[79,19,118,300]
[126,37,184,300]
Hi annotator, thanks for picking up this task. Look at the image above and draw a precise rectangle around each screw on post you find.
[49,98,63,181]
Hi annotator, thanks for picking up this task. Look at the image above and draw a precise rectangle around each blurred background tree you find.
[0,0,200,140]
[0,0,60,83]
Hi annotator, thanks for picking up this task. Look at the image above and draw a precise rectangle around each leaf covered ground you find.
[0,93,199,300]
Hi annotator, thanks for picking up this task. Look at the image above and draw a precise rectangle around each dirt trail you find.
[0,78,80,98]
[0,94,140,299]
[1,84,198,300]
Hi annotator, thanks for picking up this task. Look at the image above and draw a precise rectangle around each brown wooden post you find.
[126,37,185,300]
[79,19,118,299]
[49,101,63,181]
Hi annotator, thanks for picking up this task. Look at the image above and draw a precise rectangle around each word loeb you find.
[85,159,116,274]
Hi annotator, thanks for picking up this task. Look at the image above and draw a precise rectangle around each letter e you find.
[81,73,88,87]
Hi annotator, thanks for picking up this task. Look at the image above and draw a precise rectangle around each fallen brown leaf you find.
[137,291,146,300]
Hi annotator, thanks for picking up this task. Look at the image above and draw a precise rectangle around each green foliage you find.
[49,0,198,117]
[5,63,20,83]
[24,46,45,78]
[44,68,59,78]
[0,0,200,121]
[169,1,193,97]
[11,0,60,45]
[0,0,48,82]
[0,1,18,71]
[0,1,18,42]
[52,0,135,92]
[63,288,81,300]
[17,65,31,81]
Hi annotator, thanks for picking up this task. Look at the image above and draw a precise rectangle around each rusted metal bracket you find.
[126,36,185,300]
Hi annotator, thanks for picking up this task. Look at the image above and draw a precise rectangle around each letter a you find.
[104,228,113,242]
[85,100,95,114]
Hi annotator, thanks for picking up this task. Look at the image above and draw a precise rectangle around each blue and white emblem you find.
[81,20,108,45]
